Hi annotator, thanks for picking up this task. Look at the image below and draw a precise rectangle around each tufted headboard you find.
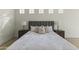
[28,21,54,30]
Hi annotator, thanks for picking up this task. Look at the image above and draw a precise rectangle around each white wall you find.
[0,9,15,45]
[15,9,79,38]
[56,9,79,38]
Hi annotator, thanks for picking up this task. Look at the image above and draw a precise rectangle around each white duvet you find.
[7,31,78,50]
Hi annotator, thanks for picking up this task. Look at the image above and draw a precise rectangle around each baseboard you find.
[66,38,79,39]
[0,37,17,47]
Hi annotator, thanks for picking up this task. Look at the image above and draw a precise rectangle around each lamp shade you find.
[22,21,27,26]
[54,21,59,30]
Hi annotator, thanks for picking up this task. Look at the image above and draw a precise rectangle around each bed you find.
[7,21,78,50]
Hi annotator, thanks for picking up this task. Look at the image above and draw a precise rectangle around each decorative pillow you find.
[38,25,46,34]
[31,26,38,33]
[45,26,53,33]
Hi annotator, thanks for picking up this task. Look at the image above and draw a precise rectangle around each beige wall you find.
[15,9,79,38]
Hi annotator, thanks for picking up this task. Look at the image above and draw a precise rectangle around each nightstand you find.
[18,30,29,38]
[54,30,65,38]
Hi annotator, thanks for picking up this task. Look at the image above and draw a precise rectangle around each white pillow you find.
[45,26,53,33]
[31,26,38,33]
[38,26,46,34]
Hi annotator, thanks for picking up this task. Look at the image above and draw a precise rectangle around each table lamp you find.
[22,21,27,30]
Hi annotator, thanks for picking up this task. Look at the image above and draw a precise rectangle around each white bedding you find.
[7,31,78,50]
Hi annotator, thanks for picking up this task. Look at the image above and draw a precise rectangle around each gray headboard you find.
[28,21,54,30]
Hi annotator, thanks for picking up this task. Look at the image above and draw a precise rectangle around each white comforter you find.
[7,31,78,50]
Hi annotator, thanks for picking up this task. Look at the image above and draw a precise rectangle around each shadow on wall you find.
[0,17,10,32]
[0,9,15,45]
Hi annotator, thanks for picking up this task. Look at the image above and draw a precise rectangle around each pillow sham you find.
[31,26,38,33]
[45,26,53,33]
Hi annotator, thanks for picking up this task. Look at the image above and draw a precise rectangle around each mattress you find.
[7,31,78,50]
